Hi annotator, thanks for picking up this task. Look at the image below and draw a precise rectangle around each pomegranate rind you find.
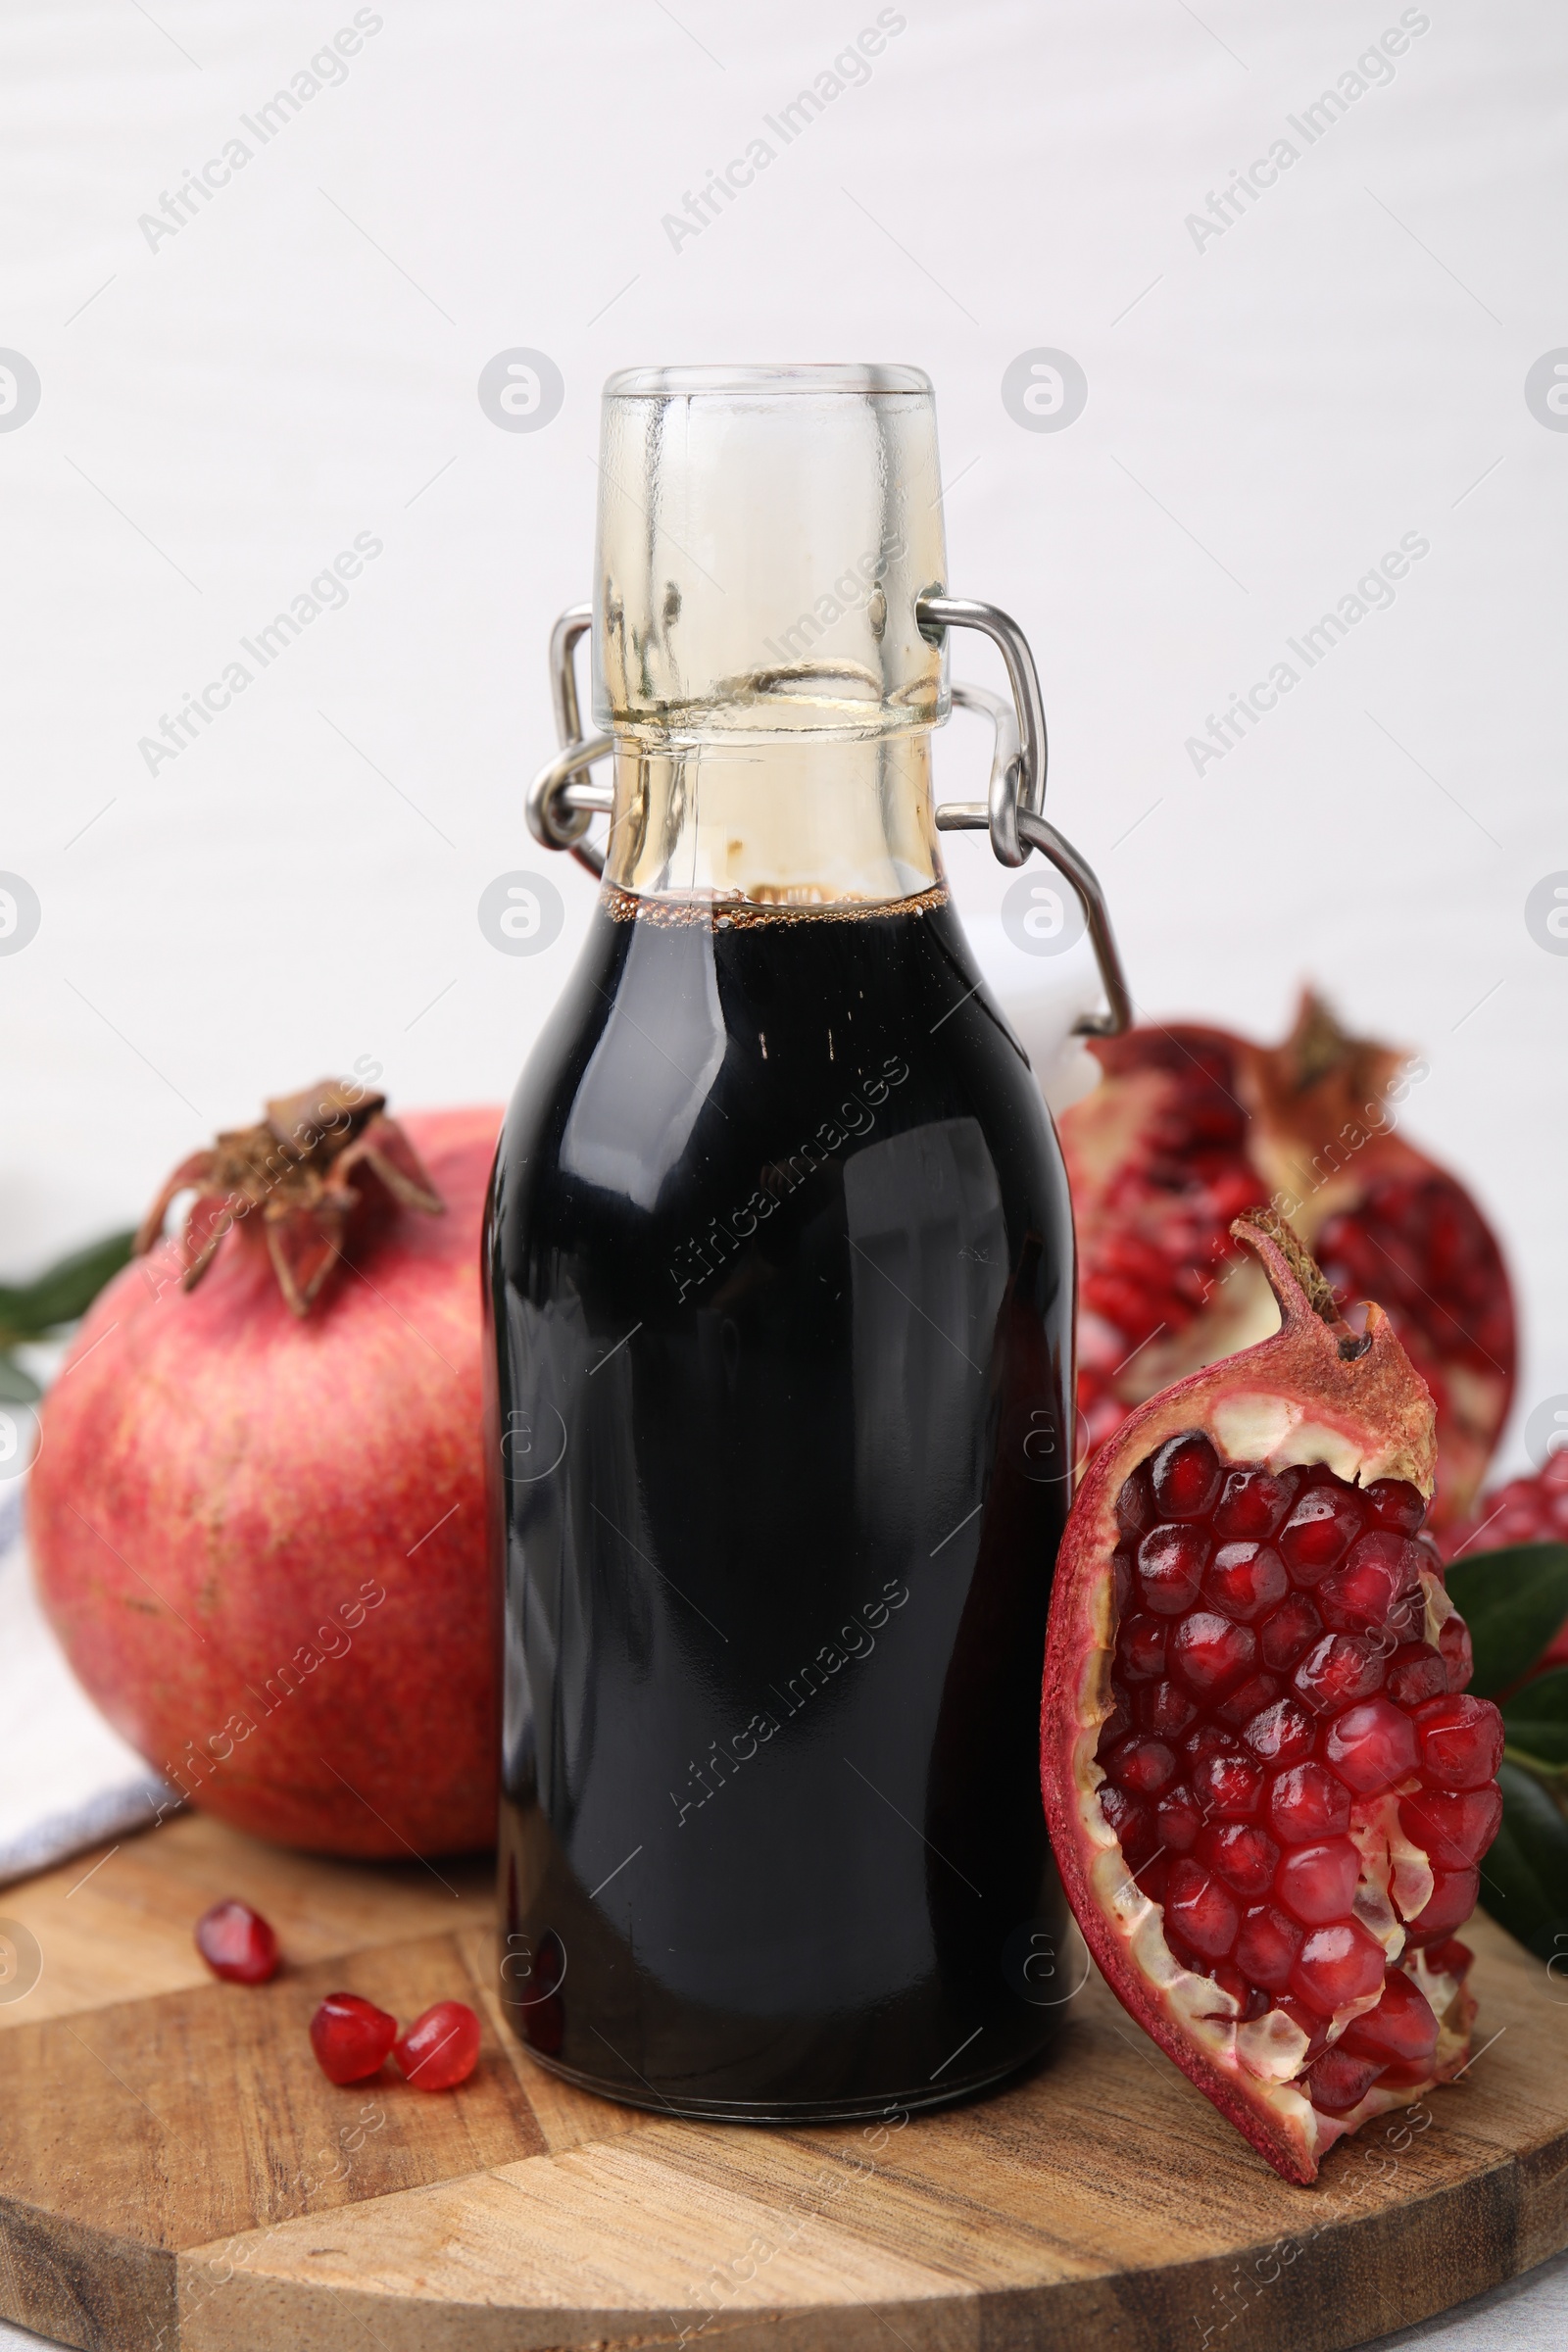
[1042,1211,1461,2185]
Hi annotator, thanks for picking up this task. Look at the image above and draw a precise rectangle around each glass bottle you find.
[485,365,1127,2119]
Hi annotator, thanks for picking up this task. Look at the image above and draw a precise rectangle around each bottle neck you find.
[600,732,944,909]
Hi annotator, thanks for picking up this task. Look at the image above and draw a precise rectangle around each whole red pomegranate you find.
[28,1083,501,1858]
[1042,1210,1500,2184]
[1059,994,1515,1528]
[1441,1451,1568,1667]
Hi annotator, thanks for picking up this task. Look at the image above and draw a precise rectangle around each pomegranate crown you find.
[134,1080,443,1318]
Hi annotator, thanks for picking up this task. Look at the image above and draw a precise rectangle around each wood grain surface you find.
[0,1813,1564,2351]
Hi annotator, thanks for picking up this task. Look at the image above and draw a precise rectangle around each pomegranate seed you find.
[1151,1431,1223,1520]
[1317,1534,1423,1635]
[1421,1936,1472,1980]
[1339,1971,1439,2068]
[1290,1918,1387,2015]
[1403,1867,1480,1943]
[1214,1671,1283,1730]
[1324,1697,1420,1794]
[1235,1903,1303,1989]
[1292,1631,1387,1716]
[1269,1762,1351,1844]
[1104,1736,1178,1796]
[1213,1466,1301,1541]
[1398,1786,1502,1871]
[310,1991,398,2084]
[1102,1692,1134,1747]
[1413,1695,1504,1790]
[1363,1478,1427,1534]
[1101,1785,1157,1867]
[1244,1696,1316,1767]
[1307,2047,1383,2114]
[1166,1860,1240,1959]
[1138,1854,1172,1903]
[1116,1614,1167,1681]
[1259,1591,1323,1671]
[194,1898,279,1984]
[393,1999,482,2091]
[1204,1542,1289,1623]
[1385,1642,1449,1706]
[1184,1723,1241,1761]
[1206,1962,1269,2018]
[1139,1679,1200,1738]
[1116,1458,1156,1542]
[1438,1617,1473,1691]
[1192,1749,1265,1819]
[1200,1821,1281,1897]
[1156,1784,1204,1853]
[1170,1611,1258,1698]
[1276,1992,1330,2059]
[1280,1488,1364,1583]
[1137,1524,1210,1614]
[1276,1838,1361,1925]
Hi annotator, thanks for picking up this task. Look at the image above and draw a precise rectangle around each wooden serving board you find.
[0,1815,1564,2352]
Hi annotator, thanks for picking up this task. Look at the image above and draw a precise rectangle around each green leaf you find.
[1503,1669,1568,1766]
[1479,1761,1568,1962]
[0,1229,136,1344]
[1444,1542,1568,1697]
[0,1351,40,1403]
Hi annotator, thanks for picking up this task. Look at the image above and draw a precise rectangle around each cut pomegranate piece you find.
[1398,1787,1503,1872]
[1058,996,1516,1525]
[1042,1209,1496,2183]
[1413,1694,1504,1790]
[194,1898,279,1984]
[1323,1697,1420,1794]
[392,1999,481,2090]
[309,1991,398,2084]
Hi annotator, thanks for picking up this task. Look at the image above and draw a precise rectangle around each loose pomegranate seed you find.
[1438,1617,1473,1691]
[1235,1903,1303,1989]
[1290,1918,1387,2014]
[1279,1487,1365,1583]
[1323,1697,1420,1793]
[1413,1694,1504,1790]
[1292,1631,1387,1715]
[1213,1466,1302,1541]
[1276,1838,1361,1925]
[1398,1787,1502,1871]
[392,1999,481,2090]
[1156,1784,1203,1853]
[1137,1524,1210,1613]
[1166,1860,1240,1959]
[310,1991,398,2084]
[1307,2046,1383,2114]
[1362,1478,1427,1535]
[1317,1534,1423,1634]
[1193,1749,1265,1819]
[1104,1735,1178,1796]
[1204,1541,1290,1623]
[1403,1867,1481,1943]
[1201,1821,1281,1897]
[194,1898,279,1984]
[1339,1970,1439,2068]
[1259,1591,1323,1670]
[1214,1670,1282,1730]
[1385,1642,1449,1706]
[1268,1762,1351,1844]
[1151,1431,1223,1520]
[1244,1696,1316,1767]
[1139,1679,1199,1738]
[1170,1610,1258,1698]
[1116,1614,1167,1680]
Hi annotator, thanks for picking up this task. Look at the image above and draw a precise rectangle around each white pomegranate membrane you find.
[1096,1429,1502,2129]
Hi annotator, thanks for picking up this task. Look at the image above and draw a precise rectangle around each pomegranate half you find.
[1042,1210,1500,2183]
[1058,994,1515,1526]
[28,1086,501,1858]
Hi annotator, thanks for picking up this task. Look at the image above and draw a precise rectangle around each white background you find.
[0,0,1562,1476]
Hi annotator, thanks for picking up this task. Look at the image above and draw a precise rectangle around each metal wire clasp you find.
[917,593,1131,1039]
[527,606,611,877]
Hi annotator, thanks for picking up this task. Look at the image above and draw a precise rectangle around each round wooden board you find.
[0,1814,1564,2352]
